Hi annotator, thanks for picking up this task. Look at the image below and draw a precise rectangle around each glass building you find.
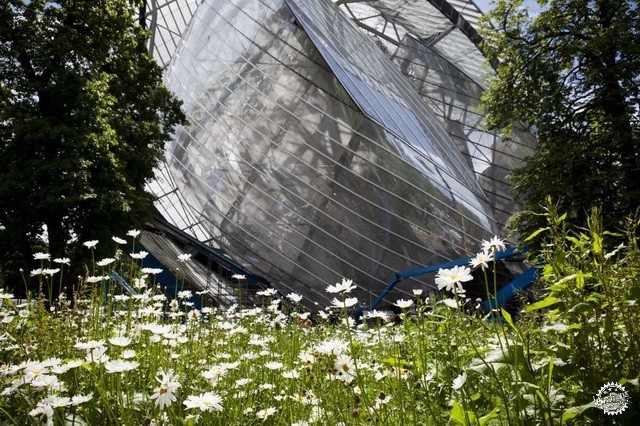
[142,0,536,309]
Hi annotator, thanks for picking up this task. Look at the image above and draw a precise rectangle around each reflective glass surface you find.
[285,0,489,202]
[145,0,536,308]
[145,0,202,68]
[331,0,536,229]
[153,0,503,307]
[140,230,238,306]
[333,0,488,84]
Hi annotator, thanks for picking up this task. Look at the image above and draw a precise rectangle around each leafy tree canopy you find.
[479,0,639,242]
[0,0,185,293]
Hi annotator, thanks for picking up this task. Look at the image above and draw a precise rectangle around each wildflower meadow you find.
[0,209,639,425]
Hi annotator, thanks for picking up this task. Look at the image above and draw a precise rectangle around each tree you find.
[0,0,185,294]
[479,0,640,241]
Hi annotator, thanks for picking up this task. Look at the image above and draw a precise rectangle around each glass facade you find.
[143,0,535,308]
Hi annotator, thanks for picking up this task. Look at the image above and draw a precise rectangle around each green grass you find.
[0,209,639,425]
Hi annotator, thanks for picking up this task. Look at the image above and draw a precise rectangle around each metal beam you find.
[368,246,529,310]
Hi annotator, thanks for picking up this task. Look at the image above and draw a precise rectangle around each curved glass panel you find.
[160,0,499,307]
[145,0,202,68]
[334,0,489,85]
[285,0,484,195]
[331,0,536,230]
[390,36,536,228]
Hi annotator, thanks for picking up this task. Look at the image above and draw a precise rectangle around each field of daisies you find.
[1,210,639,425]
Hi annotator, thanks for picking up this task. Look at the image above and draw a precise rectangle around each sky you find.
[473,0,544,14]
[473,0,494,12]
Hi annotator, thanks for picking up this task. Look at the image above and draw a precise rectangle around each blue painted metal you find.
[369,247,534,311]
[108,270,137,295]
[482,266,538,312]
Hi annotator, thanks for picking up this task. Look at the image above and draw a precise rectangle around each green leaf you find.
[480,0,639,247]
[501,308,516,330]
[548,271,592,291]
[605,311,613,336]
[525,296,560,312]
[450,401,477,425]
[592,231,603,255]
[626,286,640,300]
[566,236,583,248]
[561,401,595,423]
[548,272,591,291]
[181,417,197,426]
[478,406,501,426]
[525,227,550,242]
[575,271,589,290]
[381,357,409,367]
[585,294,606,304]
[568,302,593,314]
[547,355,554,394]
[450,401,466,425]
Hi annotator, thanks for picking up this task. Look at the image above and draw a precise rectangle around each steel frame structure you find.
[141,0,536,309]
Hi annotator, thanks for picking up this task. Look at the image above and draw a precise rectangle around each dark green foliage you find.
[518,207,640,424]
[479,0,640,242]
[0,0,185,294]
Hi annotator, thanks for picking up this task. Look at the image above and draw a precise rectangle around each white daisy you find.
[104,360,139,373]
[394,299,414,309]
[184,392,223,412]
[112,236,127,245]
[325,278,356,294]
[452,372,467,390]
[481,237,506,253]
[83,240,99,249]
[126,229,141,237]
[96,258,116,267]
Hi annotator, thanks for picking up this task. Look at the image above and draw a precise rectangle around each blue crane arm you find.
[369,247,534,311]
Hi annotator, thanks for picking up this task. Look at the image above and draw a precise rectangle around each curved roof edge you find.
[425,0,483,46]
[424,0,497,69]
